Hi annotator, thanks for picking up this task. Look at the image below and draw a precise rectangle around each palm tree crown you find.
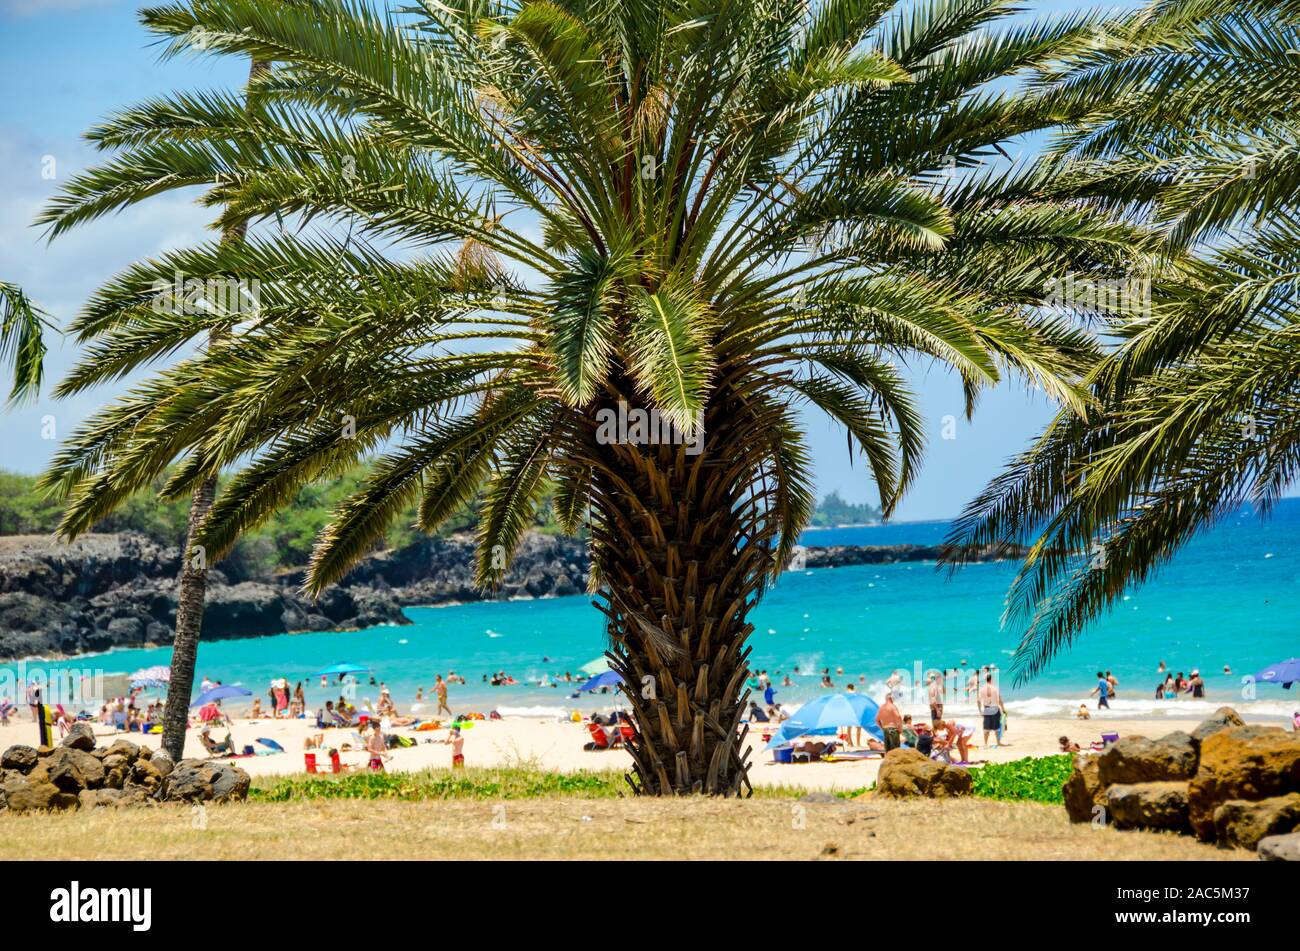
[41,0,1151,791]
[944,0,1300,680]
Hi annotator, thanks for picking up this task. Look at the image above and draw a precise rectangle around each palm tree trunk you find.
[583,382,782,796]
[159,474,217,762]
[158,55,269,765]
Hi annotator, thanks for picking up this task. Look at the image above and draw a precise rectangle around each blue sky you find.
[1,0,1130,522]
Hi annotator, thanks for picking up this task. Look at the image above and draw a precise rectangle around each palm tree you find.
[41,0,1154,794]
[35,19,270,763]
[943,0,1300,680]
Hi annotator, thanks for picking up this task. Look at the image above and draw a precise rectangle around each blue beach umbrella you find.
[1254,658,1300,689]
[191,684,253,707]
[578,670,623,692]
[314,663,371,677]
[765,692,881,749]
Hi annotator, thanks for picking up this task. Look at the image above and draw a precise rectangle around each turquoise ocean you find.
[10,499,1300,721]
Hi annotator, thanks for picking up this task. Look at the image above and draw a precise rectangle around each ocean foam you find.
[1005,695,1296,720]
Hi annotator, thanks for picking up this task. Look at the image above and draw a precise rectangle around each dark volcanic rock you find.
[1,529,1025,661]
[60,722,97,752]
[1,745,39,773]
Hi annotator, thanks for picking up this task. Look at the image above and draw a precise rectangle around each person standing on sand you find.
[25,679,41,725]
[875,693,903,751]
[927,672,944,721]
[979,674,1006,749]
[366,720,387,771]
[1091,671,1111,710]
[434,675,452,718]
[449,726,465,768]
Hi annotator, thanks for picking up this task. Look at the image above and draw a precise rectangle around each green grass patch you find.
[969,755,1072,804]
[249,767,811,802]
[250,767,627,802]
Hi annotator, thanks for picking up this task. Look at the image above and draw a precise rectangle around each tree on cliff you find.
[36,0,1152,793]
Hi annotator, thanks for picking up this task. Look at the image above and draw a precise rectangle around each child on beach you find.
[1059,736,1082,753]
[366,721,387,772]
[449,726,465,768]
[1076,704,1091,720]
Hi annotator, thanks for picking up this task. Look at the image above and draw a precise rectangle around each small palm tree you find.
[34,13,273,762]
[43,0,1152,794]
[944,0,1300,680]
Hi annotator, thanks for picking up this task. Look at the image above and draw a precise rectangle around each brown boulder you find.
[78,788,125,809]
[60,722,96,751]
[1106,782,1191,831]
[1,745,39,773]
[131,758,163,791]
[3,774,74,812]
[1189,726,1300,840]
[876,748,972,799]
[104,739,141,762]
[1212,793,1300,850]
[112,787,155,808]
[44,747,105,792]
[1191,708,1245,747]
[1063,754,1107,823]
[1098,733,1197,786]
[210,764,249,802]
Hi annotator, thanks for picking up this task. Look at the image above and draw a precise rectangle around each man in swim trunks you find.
[927,672,944,721]
[435,675,452,718]
[875,693,904,751]
[449,726,465,768]
[979,674,1006,748]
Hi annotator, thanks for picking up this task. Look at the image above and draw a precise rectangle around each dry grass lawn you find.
[0,795,1250,860]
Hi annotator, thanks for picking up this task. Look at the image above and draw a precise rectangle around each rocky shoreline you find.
[0,531,1020,661]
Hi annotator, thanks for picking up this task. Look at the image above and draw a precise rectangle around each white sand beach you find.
[2,702,1284,792]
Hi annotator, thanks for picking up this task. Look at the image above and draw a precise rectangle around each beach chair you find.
[583,722,612,751]
[328,749,352,773]
[792,741,838,764]
[305,752,322,774]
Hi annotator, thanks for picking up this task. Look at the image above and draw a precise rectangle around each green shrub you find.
[969,754,1072,804]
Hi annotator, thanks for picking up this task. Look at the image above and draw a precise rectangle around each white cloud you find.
[0,130,217,474]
